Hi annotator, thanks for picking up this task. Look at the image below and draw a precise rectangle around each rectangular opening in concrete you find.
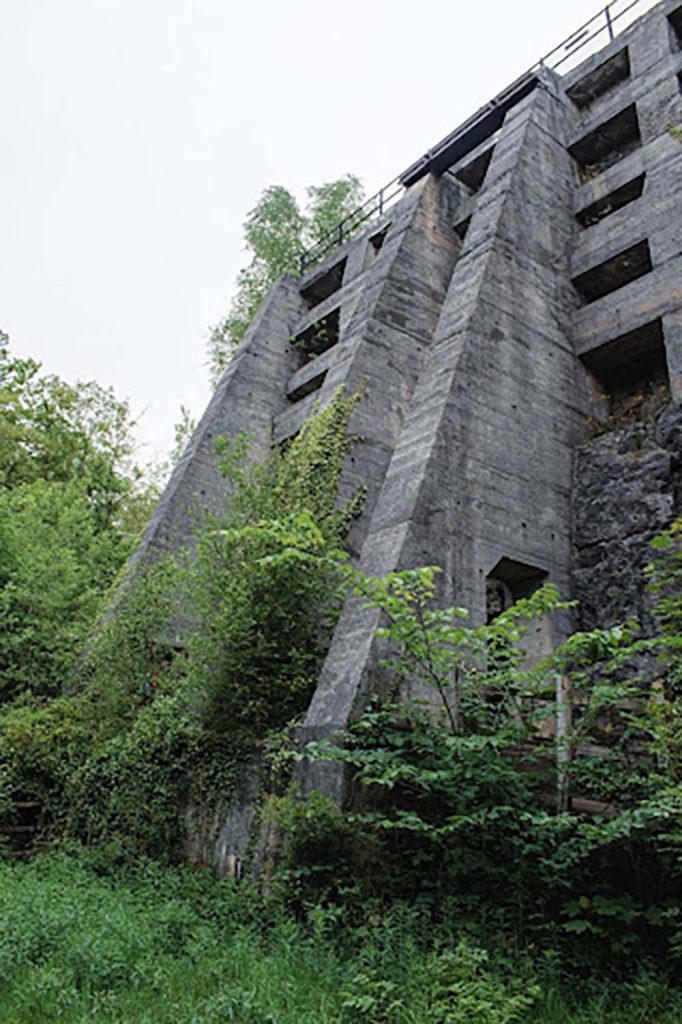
[486,558,547,623]
[678,70,682,95]
[580,319,670,417]
[572,239,652,303]
[300,258,346,309]
[287,368,328,404]
[485,559,550,665]
[575,173,645,227]
[454,216,471,242]
[454,146,494,193]
[294,307,340,360]
[566,47,630,109]
[568,104,641,182]
[668,6,682,49]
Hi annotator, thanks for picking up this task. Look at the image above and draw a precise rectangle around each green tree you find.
[305,175,365,245]
[208,175,364,382]
[0,334,151,534]
[0,334,157,700]
[167,405,197,469]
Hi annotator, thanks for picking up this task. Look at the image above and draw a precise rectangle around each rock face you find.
[574,403,682,630]
[124,0,682,866]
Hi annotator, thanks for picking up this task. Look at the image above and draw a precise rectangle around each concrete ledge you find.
[574,262,682,355]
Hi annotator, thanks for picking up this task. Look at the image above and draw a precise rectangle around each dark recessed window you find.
[454,147,494,193]
[486,559,547,624]
[293,308,340,360]
[369,225,389,253]
[566,48,630,109]
[580,319,670,417]
[287,369,327,404]
[454,216,471,242]
[668,6,682,50]
[572,239,652,304]
[300,258,346,310]
[576,174,645,228]
[568,104,641,182]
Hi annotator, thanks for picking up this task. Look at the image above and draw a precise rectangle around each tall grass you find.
[0,851,680,1023]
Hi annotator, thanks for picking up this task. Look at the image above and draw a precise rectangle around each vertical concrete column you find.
[629,4,681,145]
[299,78,582,802]
[295,174,464,557]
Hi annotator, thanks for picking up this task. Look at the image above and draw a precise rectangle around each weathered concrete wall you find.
[298,75,589,800]
[183,752,263,878]
[273,174,465,558]
[117,0,682,868]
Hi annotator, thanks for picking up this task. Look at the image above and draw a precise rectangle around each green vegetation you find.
[2,850,682,1024]
[208,175,364,381]
[1,321,682,1020]
[269,545,682,976]
[0,335,156,701]
[0,382,362,863]
[184,389,363,740]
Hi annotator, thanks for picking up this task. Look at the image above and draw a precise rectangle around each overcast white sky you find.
[0,0,655,465]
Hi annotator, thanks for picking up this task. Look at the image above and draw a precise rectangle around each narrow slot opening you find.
[568,104,641,182]
[572,239,652,304]
[580,319,670,420]
[454,216,471,242]
[369,225,389,253]
[277,430,300,454]
[576,173,645,228]
[287,369,327,404]
[300,258,346,310]
[454,146,494,193]
[668,6,682,50]
[566,48,630,109]
[293,308,340,360]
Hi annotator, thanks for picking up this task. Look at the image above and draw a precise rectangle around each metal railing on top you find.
[539,0,656,71]
[297,0,658,275]
[298,176,403,275]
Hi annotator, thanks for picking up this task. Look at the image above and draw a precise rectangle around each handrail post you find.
[378,188,384,217]
[605,3,614,39]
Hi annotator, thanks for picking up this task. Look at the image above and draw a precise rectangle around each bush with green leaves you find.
[273,529,682,969]
[0,556,193,858]
[184,386,363,741]
[426,941,540,1024]
[0,387,364,862]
